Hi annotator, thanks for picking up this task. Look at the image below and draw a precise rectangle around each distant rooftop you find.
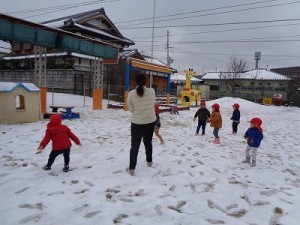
[202,69,290,80]
[42,8,134,47]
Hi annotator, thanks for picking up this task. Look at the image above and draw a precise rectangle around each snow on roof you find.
[171,74,201,83]
[42,20,65,28]
[3,52,96,60]
[202,69,290,80]
[143,56,166,67]
[119,49,139,58]
[74,23,133,44]
[201,72,221,80]
[0,82,40,92]
[243,70,290,80]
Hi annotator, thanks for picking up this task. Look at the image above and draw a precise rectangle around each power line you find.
[5,0,121,19]
[130,22,300,40]
[134,33,300,43]
[137,39,300,44]
[153,48,300,58]
[6,0,102,14]
[115,0,282,25]
[119,18,300,29]
[118,0,300,27]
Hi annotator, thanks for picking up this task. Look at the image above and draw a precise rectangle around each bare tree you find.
[221,56,249,94]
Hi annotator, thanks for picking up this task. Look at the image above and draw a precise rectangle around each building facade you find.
[201,69,291,103]
[0,8,174,103]
[271,67,300,106]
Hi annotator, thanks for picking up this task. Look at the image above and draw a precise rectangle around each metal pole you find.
[83,83,86,108]
[150,0,156,88]
[167,30,170,66]
[52,88,54,105]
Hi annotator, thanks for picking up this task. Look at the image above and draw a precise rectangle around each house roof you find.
[2,52,96,60]
[171,74,201,83]
[0,82,40,92]
[202,69,290,80]
[120,49,177,74]
[42,8,134,47]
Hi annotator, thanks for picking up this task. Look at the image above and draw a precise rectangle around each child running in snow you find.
[154,103,165,144]
[209,103,222,144]
[193,101,211,136]
[37,114,81,172]
[242,117,264,167]
[170,105,179,114]
[230,103,241,134]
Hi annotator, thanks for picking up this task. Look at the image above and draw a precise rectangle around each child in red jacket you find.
[37,114,81,172]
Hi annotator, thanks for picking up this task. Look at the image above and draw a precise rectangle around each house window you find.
[16,95,25,110]
[210,85,219,91]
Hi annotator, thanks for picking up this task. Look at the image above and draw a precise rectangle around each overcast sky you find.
[1,0,300,74]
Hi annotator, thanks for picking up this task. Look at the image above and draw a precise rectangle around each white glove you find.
[36,146,43,154]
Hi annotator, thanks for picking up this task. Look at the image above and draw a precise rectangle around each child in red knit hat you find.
[242,117,264,167]
[230,103,240,134]
[193,101,211,136]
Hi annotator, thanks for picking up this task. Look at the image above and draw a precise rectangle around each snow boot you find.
[214,138,220,144]
[126,168,135,176]
[63,165,69,172]
[250,160,256,167]
[147,162,153,167]
[43,165,51,170]
[242,156,251,163]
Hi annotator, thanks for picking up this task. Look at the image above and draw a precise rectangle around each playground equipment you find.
[272,93,284,106]
[177,68,201,107]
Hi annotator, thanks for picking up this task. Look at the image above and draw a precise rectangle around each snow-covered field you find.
[0,93,300,225]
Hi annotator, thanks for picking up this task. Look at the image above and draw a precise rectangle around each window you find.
[16,95,25,110]
[210,85,219,91]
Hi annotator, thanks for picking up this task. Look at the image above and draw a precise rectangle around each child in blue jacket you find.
[230,103,240,134]
[242,117,264,167]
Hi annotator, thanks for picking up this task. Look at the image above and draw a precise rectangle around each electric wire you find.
[117,0,300,27]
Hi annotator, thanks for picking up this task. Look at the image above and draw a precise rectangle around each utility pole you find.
[167,30,170,66]
[150,0,156,88]
[166,30,173,66]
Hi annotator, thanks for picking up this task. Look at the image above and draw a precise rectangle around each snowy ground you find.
[0,93,300,225]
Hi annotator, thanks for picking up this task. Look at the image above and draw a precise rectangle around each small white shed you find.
[0,82,41,124]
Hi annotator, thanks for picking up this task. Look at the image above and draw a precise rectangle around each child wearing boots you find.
[37,114,81,172]
[193,101,211,135]
[170,105,179,115]
[242,117,264,167]
[154,103,165,144]
[230,103,241,134]
[209,103,222,144]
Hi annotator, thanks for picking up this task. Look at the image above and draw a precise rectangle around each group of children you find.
[36,101,263,172]
[193,101,263,167]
